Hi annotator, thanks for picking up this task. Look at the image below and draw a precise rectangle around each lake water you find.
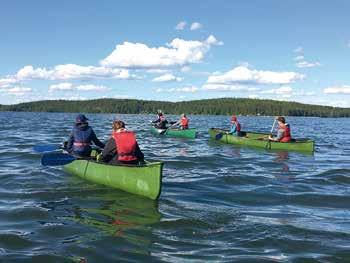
[0,112,349,262]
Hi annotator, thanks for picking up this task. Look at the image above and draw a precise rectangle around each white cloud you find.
[75,84,110,91]
[294,46,303,53]
[348,40,350,48]
[296,61,321,68]
[6,86,32,96]
[152,73,182,82]
[100,35,221,68]
[207,66,304,85]
[261,86,293,95]
[146,69,170,74]
[49,83,110,92]
[49,82,73,92]
[181,66,191,73]
[248,94,259,99]
[175,21,186,30]
[294,55,304,61]
[205,35,223,46]
[16,64,132,81]
[0,77,18,88]
[202,84,251,91]
[156,86,198,93]
[190,22,202,31]
[323,85,350,94]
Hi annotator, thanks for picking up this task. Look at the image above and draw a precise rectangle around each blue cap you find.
[75,114,88,123]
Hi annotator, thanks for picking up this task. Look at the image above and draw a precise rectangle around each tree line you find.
[0,98,349,117]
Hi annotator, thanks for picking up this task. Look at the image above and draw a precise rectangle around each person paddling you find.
[152,110,168,129]
[99,120,144,165]
[66,114,105,157]
[172,113,189,129]
[229,115,242,136]
[269,116,292,142]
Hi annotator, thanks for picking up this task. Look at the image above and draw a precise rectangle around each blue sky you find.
[0,0,349,107]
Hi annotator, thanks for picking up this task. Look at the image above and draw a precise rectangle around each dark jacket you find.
[100,137,144,164]
[67,123,105,157]
[152,116,168,129]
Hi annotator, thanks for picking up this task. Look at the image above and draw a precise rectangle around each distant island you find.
[0,98,349,117]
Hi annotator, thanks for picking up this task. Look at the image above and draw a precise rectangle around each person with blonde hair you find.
[99,120,144,165]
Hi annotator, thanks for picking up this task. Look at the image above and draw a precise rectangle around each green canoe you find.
[209,128,314,153]
[151,126,196,139]
[63,160,163,200]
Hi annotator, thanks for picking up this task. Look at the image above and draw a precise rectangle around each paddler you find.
[269,116,292,142]
[152,110,168,129]
[66,114,105,157]
[172,113,189,129]
[229,115,242,136]
[98,120,144,165]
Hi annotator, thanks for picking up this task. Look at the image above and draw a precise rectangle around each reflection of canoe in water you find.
[63,160,163,200]
[150,126,196,139]
[209,128,314,153]
[64,193,161,252]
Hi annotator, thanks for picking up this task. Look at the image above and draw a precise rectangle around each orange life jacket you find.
[279,123,291,142]
[112,129,138,161]
[181,117,189,129]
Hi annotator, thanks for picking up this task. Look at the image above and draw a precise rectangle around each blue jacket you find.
[67,123,105,156]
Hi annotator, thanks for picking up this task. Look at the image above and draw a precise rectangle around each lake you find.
[0,112,349,262]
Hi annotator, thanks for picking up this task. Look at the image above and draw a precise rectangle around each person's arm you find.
[90,129,105,148]
[135,143,144,162]
[152,118,160,123]
[66,131,74,152]
[229,123,237,134]
[270,129,284,141]
[100,138,116,162]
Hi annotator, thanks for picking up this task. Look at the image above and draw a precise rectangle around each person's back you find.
[99,120,144,165]
[67,114,105,157]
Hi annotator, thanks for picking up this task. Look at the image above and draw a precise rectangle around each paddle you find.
[33,144,62,153]
[41,152,78,166]
[265,118,277,149]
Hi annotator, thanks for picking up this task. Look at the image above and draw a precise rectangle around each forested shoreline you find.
[0,98,349,117]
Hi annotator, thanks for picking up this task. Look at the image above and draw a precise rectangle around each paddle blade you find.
[41,153,76,166]
[215,133,224,140]
[33,144,61,153]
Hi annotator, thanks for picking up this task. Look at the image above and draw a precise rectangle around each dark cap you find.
[76,114,88,123]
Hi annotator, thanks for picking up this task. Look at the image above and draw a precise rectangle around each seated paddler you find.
[66,114,105,157]
[229,115,242,136]
[98,120,144,165]
[269,116,292,142]
[172,113,189,129]
[152,110,168,129]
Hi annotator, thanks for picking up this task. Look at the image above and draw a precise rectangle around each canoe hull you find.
[63,160,163,200]
[209,128,314,153]
[151,126,196,139]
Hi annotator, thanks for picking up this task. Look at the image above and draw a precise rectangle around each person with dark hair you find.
[229,115,242,136]
[98,120,144,165]
[66,114,105,157]
[152,110,168,129]
[269,116,292,142]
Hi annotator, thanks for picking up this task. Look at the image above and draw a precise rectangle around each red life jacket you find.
[279,123,291,142]
[181,117,189,129]
[235,121,241,132]
[112,129,138,161]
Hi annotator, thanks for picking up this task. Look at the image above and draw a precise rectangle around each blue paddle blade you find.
[33,144,61,153]
[41,153,76,166]
[215,133,224,140]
